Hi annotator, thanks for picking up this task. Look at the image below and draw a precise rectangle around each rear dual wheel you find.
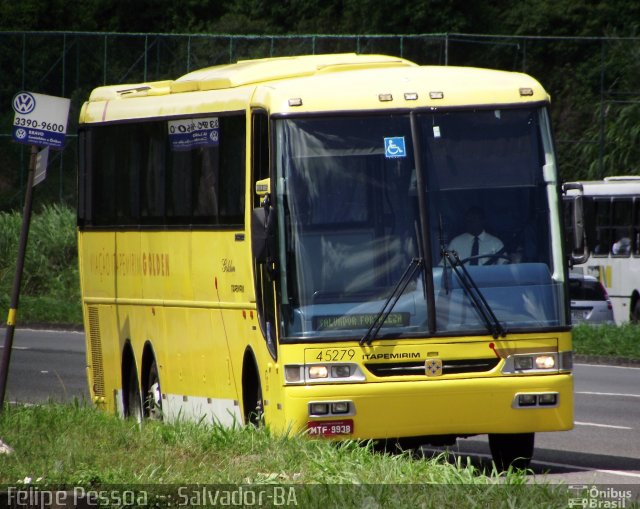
[125,364,143,423]
[144,360,163,421]
[125,359,162,422]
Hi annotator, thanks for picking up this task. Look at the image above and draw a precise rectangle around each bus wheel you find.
[488,432,534,471]
[144,360,163,421]
[631,300,640,323]
[248,382,264,427]
[243,376,264,427]
[125,364,143,424]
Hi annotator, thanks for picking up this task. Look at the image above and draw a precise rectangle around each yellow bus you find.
[78,53,573,469]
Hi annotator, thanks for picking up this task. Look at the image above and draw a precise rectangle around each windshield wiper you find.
[441,250,507,339]
[360,257,424,346]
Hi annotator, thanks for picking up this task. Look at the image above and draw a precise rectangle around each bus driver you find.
[448,206,505,265]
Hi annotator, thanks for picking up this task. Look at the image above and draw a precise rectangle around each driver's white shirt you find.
[447,230,504,264]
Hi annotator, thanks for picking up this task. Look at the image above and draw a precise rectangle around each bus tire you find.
[144,359,163,421]
[242,357,263,427]
[488,432,534,471]
[248,381,264,427]
[631,299,640,323]
[124,362,143,424]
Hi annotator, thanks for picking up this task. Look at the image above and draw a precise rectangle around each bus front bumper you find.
[281,374,573,440]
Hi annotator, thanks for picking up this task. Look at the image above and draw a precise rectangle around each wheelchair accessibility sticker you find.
[384,137,406,158]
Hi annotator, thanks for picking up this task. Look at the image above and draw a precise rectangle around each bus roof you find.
[80,53,550,124]
[565,177,640,196]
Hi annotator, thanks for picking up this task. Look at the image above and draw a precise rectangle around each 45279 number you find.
[314,349,355,362]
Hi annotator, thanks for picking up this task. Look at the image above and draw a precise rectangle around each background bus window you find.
[592,199,612,256]
[634,199,640,256]
[610,198,632,256]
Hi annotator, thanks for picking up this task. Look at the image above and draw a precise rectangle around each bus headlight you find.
[309,365,329,379]
[331,365,352,378]
[284,363,366,384]
[284,365,304,383]
[502,352,562,374]
[514,356,533,371]
[535,355,556,369]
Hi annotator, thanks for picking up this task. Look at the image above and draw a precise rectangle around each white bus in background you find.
[564,176,640,323]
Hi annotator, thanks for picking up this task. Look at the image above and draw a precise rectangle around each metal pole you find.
[445,33,449,66]
[0,145,38,411]
[598,39,606,179]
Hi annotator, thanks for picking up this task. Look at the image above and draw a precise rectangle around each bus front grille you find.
[364,358,500,377]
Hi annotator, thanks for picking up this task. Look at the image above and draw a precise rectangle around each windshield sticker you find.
[168,117,219,151]
[384,136,406,158]
[433,126,441,138]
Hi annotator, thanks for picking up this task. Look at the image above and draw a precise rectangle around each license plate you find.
[571,309,589,321]
[307,419,354,436]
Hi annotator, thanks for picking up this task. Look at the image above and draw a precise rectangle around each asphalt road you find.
[1,328,639,488]
[0,327,88,404]
[426,363,640,486]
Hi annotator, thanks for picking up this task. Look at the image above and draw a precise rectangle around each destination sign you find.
[168,117,219,150]
[313,312,410,330]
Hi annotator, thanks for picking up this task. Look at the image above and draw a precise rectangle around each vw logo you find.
[15,128,27,140]
[13,92,36,115]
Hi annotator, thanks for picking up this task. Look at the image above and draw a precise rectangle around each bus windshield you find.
[275,108,566,341]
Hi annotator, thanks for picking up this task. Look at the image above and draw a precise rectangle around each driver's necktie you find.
[470,235,479,265]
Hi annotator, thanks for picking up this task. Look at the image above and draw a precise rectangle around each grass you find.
[572,323,640,360]
[0,403,572,509]
[0,204,81,326]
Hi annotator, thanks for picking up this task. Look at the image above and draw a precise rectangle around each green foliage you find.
[572,323,640,359]
[574,102,640,180]
[0,205,80,325]
[2,1,640,207]
[2,1,639,37]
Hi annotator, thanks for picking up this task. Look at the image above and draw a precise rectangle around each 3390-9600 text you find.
[14,117,65,132]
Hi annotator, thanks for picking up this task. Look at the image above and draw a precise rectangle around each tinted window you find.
[79,114,246,228]
[569,279,606,301]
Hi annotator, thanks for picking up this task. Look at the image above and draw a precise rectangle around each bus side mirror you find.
[252,205,269,263]
[251,179,278,276]
[562,183,589,265]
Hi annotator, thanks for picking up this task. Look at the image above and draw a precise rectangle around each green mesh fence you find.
[1,32,640,210]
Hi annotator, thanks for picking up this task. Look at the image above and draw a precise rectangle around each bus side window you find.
[611,198,632,256]
[634,198,640,256]
[593,198,611,255]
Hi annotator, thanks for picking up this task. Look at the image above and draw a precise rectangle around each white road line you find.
[575,363,640,370]
[531,459,640,479]
[424,448,640,479]
[8,327,84,334]
[593,469,640,479]
[577,391,640,399]
[575,421,633,430]
[0,346,29,350]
